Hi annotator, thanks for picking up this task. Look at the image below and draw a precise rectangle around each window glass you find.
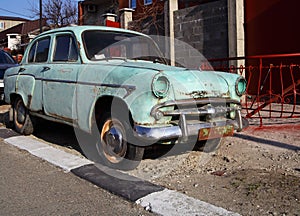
[53,35,78,62]
[130,0,136,8]
[35,38,50,62]
[0,22,4,29]
[144,0,152,5]
[28,43,37,63]
[82,30,166,64]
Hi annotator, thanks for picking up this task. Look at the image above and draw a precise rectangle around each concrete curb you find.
[2,128,240,216]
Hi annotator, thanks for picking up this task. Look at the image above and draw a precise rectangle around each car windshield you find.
[82,30,166,64]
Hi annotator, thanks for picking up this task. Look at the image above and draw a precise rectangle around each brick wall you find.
[174,0,229,68]
[79,1,118,26]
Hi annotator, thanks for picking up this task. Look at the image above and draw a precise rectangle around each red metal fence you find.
[205,53,300,126]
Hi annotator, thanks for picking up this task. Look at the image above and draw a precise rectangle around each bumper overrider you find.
[134,98,249,144]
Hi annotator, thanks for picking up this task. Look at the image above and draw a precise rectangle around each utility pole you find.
[169,0,178,66]
[39,0,42,33]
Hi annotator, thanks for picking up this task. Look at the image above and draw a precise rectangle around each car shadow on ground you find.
[0,106,190,160]
[32,120,197,160]
[2,105,299,163]
[235,133,300,151]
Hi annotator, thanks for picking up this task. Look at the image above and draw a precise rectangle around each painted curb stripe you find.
[2,127,240,215]
[4,136,93,172]
[71,164,164,202]
[136,189,241,216]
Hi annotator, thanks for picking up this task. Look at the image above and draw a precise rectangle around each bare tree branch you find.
[28,0,77,28]
[129,0,164,35]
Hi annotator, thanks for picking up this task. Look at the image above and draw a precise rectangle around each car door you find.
[42,33,80,123]
[15,36,51,112]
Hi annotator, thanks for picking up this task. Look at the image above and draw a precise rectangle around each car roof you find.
[38,26,148,38]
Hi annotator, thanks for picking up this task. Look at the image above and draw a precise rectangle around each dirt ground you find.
[1,104,299,216]
[127,118,300,216]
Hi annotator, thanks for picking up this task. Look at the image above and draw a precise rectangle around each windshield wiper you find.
[153,58,167,64]
[95,57,128,62]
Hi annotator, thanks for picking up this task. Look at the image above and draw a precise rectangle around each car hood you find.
[105,60,231,100]
[111,60,187,72]
[161,70,230,100]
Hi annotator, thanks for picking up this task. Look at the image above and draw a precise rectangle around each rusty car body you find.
[4,26,248,170]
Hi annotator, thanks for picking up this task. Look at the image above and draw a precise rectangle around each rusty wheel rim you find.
[14,99,26,129]
[99,118,127,164]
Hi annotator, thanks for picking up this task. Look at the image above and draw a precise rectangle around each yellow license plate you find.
[198,125,234,140]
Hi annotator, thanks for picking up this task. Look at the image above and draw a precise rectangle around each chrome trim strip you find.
[162,106,236,116]
[134,109,248,144]
[151,98,241,119]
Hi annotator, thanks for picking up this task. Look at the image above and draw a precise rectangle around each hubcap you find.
[104,126,123,154]
[16,101,26,124]
[100,119,127,163]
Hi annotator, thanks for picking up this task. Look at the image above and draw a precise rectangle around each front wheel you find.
[96,112,144,170]
[13,97,34,135]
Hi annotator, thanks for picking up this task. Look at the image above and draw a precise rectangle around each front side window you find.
[28,37,50,63]
[144,0,152,5]
[53,35,78,62]
[82,30,165,64]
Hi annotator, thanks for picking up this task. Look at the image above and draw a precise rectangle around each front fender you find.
[4,73,35,108]
[15,75,36,108]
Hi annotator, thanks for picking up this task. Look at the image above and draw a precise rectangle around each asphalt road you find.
[0,140,154,216]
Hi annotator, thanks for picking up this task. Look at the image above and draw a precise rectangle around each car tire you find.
[194,138,222,153]
[95,111,144,171]
[13,97,34,135]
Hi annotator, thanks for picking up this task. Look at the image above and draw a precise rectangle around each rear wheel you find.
[96,112,144,170]
[13,97,34,135]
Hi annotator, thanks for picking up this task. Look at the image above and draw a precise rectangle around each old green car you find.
[4,26,248,170]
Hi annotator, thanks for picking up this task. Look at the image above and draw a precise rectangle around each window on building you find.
[144,0,152,5]
[53,35,78,62]
[0,22,4,29]
[130,0,136,8]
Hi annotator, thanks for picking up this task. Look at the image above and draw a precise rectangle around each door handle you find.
[41,66,50,72]
[18,68,26,73]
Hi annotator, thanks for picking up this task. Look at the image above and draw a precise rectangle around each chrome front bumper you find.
[133,98,249,144]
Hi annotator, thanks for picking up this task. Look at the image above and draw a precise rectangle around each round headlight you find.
[152,75,170,98]
[235,77,247,96]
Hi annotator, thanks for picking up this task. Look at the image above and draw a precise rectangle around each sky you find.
[0,0,79,20]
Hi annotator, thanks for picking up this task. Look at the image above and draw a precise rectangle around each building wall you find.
[0,19,26,32]
[78,0,118,26]
[244,0,300,96]
[174,0,229,68]
[245,0,300,56]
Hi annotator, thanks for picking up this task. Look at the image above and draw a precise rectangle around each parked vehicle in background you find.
[4,26,248,170]
[0,50,18,100]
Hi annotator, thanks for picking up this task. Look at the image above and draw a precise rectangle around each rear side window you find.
[28,37,50,63]
[53,35,78,62]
